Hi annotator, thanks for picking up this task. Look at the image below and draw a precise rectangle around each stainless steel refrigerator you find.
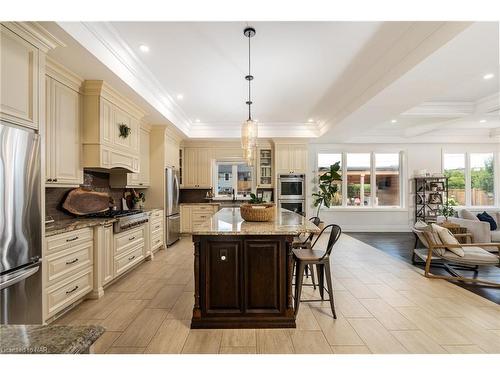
[0,122,42,324]
[165,167,180,246]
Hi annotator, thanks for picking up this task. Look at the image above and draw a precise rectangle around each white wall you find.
[307,142,500,232]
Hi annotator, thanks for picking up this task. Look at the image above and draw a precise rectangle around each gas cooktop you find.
[84,209,143,218]
[84,209,149,233]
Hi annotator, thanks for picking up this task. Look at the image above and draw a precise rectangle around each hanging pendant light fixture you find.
[241,26,257,166]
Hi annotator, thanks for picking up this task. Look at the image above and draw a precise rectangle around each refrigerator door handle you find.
[0,266,39,290]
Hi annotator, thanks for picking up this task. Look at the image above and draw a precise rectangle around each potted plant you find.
[312,162,342,228]
[131,189,145,209]
[438,197,457,223]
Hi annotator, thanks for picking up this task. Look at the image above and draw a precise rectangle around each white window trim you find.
[316,151,405,210]
[442,150,498,208]
[213,159,255,198]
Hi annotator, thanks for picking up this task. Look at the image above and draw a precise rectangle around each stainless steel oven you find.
[279,199,305,216]
[278,174,305,200]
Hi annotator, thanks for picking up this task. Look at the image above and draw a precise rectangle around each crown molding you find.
[475,93,499,113]
[188,122,320,139]
[57,21,191,136]
[46,56,84,92]
[2,22,65,52]
[402,101,474,118]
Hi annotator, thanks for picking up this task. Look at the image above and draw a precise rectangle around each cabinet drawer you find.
[115,246,144,277]
[114,226,145,256]
[150,210,163,220]
[193,213,211,222]
[192,205,213,214]
[151,232,164,250]
[45,241,93,286]
[151,221,163,235]
[46,228,93,255]
[45,268,93,318]
[151,216,163,226]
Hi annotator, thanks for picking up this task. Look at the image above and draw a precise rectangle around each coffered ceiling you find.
[43,21,499,142]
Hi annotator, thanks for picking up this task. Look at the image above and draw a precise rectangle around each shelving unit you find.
[414,176,448,223]
[257,148,273,187]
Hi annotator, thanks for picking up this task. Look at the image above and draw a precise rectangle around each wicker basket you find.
[240,203,276,222]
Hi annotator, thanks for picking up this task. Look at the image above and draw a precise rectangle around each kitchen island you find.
[191,207,320,329]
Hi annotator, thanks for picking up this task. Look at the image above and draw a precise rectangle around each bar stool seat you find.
[293,224,341,319]
[292,216,321,289]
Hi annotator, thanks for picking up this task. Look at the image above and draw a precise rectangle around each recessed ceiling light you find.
[307,118,314,123]
[483,73,494,80]
[139,44,150,53]
[391,119,397,123]
[176,94,184,100]
[479,119,487,123]
[195,118,200,123]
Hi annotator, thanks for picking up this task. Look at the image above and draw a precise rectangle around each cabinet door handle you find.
[66,236,79,242]
[128,255,136,261]
[128,236,136,241]
[139,183,143,186]
[220,255,226,261]
[53,178,58,182]
[47,178,52,182]
[155,225,160,229]
[66,285,79,295]
[65,258,79,265]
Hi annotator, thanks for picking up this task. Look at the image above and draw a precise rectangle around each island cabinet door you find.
[243,239,286,314]
[201,240,243,314]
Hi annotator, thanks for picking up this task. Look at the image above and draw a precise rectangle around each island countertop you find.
[192,207,320,236]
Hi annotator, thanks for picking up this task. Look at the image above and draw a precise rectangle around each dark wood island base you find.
[191,234,296,329]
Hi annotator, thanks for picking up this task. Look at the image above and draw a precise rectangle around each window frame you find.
[316,151,405,210]
[213,159,254,199]
[442,151,498,208]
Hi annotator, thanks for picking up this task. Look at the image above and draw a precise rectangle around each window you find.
[347,153,371,206]
[316,151,403,209]
[443,154,466,205]
[375,153,400,206]
[443,152,496,207]
[317,153,342,206]
[215,161,253,198]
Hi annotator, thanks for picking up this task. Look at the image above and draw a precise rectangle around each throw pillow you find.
[460,209,478,221]
[431,224,465,257]
[413,222,445,256]
[477,211,497,231]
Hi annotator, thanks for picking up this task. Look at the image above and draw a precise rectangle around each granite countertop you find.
[45,218,117,237]
[192,207,320,236]
[0,324,104,354]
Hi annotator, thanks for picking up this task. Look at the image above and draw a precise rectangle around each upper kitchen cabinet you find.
[0,22,63,130]
[45,58,83,186]
[165,134,180,169]
[183,147,213,188]
[275,142,308,174]
[81,80,146,173]
[110,124,151,188]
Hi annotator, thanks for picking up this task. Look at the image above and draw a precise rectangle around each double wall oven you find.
[278,174,305,216]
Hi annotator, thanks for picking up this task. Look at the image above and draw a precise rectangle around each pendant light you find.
[241,26,257,166]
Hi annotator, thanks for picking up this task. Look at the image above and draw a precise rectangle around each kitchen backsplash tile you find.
[179,188,212,203]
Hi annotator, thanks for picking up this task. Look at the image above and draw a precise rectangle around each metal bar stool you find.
[292,216,321,289]
[293,224,341,319]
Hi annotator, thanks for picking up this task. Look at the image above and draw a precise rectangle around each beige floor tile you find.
[148,285,185,309]
[295,303,321,330]
[145,319,191,354]
[341,279,381,299]
[101,299,149,332]
[219,346,257,354]
[311,308,364,346]
[90,331,121,354]
[221,329,256,347]
[166,291,195,320]
[113,308,168,347]
[107,271,148,293]
[256,329,295,354]
[107,346,145,354]
[443,345,486,354]
[360,299,416,331]
[335,291,373,318]
[396,307,471,345]
[439,317,500,354]
[391,330,446,354]
[127,278,165,300]
[331,345,371,354]
[181,330,223,354]
[399,290,464,318]
[491,330,500,337]
[348,318,408,354]
[366,284,415,307]
[289,330,332,354]
[165,267,193,285]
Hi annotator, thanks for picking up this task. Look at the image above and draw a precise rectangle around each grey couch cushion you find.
[491,230,500,242]
[459,209,479,221]
[414,246,499,266]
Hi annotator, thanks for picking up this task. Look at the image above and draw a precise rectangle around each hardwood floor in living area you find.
[53,235,500,354]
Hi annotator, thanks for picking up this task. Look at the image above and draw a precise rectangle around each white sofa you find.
[437,209,500,251]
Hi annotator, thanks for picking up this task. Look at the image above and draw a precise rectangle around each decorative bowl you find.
[240,203,275,222]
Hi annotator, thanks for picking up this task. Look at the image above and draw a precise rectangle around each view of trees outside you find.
[346,153,371,206]
[317,153,342,205]
[443,153,494,206]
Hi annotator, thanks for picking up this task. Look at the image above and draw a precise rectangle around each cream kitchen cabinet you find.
[113,225,145,277]
[180,205,192,233]
[45,64,83,186]
[82,81,145,173]
[165,134,179,169]
[110,125,151,188]
[149,209,164,253]
[183,147,213,188]
[275,143,308,174]
[0,24,39,129]
[180,204,219,233]
[90,223,114,299]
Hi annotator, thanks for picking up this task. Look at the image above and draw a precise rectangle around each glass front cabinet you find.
[257,148,273,187]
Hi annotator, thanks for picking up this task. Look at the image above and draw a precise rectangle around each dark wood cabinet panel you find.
[244,240,283,313]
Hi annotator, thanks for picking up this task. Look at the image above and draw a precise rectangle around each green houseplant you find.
[438,197,457,222]
[312,161,342,218]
